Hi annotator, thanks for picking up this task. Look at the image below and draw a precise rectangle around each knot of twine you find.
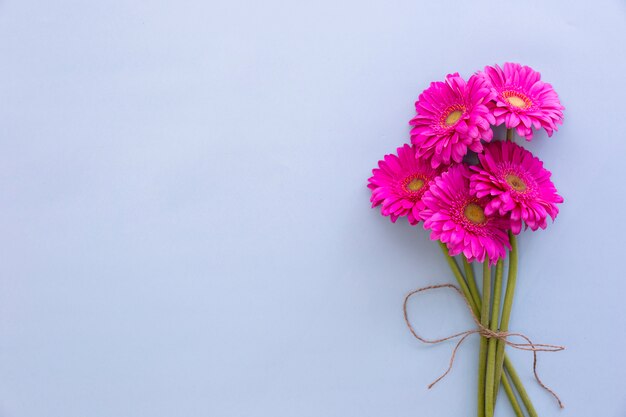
[403,283,564,408]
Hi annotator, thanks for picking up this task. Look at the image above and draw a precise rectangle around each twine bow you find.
[403,283,564,408]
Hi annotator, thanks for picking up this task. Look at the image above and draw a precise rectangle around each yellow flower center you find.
[445,110,463,125]
[505,174,527,191]
[407,178,425,191]
[502,91,532,109]
[464,203,486,224]
[507,96,526,108]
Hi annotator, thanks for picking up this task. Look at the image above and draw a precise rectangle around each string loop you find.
[403,283,564,408]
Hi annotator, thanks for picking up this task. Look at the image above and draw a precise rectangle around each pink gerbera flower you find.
[469,140,564,234]
[480,63,564,140]
[421,164,510,264]
[368,144,442,225]
[409,73,496,168]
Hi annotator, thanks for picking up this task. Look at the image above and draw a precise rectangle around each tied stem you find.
[485,259,504,417]
[477,262,491,417]
[438,245,529,417]
[493,232,518,405]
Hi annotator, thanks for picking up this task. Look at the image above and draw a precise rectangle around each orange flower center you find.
[464,203,486,224]
[505,174,527,191]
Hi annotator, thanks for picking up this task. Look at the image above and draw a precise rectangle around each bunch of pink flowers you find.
[368,63,564,417]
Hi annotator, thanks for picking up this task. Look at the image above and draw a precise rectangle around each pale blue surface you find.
[0,1,625,416]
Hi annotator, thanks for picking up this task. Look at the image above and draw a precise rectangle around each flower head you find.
[421,164,510,264]
[480,63,564,140]
[368,144,442,225]
[410,73,496,168]
[469,140,563,234]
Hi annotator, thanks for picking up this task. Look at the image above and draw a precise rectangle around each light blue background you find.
[0,1,624,416]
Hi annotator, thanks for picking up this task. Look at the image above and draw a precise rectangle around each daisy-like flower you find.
[368,144,442,225]
[480,63,564,140]
[421,164,510,264]
[469,140,564,234]
[409,73,496,168]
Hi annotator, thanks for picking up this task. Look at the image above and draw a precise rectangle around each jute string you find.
[403,283,564,408]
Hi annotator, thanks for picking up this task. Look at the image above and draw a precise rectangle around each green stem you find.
[485,259,503,417]
[439,245,530,416]
[463,257,481,309]
[506,128,513,141]
[438,242,478,312]
[505,356,538,417]
[470,263,531,417]
[502,372,525,417]
[477,262,491,417]
[458,251,537,417]
[493,232,518,405]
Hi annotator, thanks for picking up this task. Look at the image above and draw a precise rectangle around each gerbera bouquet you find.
[368,63,565,417]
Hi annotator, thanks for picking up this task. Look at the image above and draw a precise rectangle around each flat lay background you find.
[1,0,625,416]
